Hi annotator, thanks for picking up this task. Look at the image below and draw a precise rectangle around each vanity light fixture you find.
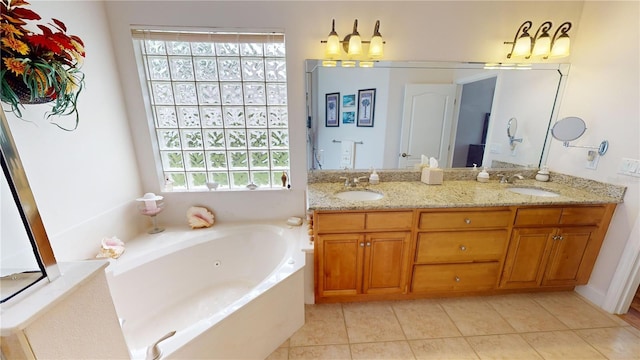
[505,21,572,59]
[321,19,385,66]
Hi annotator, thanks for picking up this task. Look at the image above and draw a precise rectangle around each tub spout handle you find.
[146,330,176,360]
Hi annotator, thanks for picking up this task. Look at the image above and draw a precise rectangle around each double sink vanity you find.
[306,169,625,303]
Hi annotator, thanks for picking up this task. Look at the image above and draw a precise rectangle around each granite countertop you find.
[307,179,625,211]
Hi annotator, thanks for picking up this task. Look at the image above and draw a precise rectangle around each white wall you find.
[547,1,640,305]
[3,1,143,261]
[104,0,585,225]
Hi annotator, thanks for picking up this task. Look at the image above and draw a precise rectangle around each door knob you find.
[400,152,411,158]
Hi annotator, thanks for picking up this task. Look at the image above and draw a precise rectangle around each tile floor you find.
[267,291,640,360]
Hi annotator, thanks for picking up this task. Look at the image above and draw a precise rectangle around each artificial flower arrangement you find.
[1,0,85,130]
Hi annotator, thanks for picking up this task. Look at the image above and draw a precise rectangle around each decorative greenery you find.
[1,0,85,130]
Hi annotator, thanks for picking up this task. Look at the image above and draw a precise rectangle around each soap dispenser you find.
[536,166,550,182]
[477,167,490,183]
[369,168,380,185]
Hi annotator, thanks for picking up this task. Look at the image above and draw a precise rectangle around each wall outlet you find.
[585,154,599,170]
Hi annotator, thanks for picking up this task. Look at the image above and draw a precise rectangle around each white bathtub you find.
[105,222,306,359]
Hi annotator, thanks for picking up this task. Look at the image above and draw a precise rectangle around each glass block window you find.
[132,29,289,191]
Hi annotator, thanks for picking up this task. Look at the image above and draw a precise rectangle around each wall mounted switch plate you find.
[618,158,640,177]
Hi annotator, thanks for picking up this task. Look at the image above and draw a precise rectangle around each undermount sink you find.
[335,190,384,201]
[508,187,560,197]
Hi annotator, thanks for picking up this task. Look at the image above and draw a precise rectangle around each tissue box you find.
[421,168,443,185]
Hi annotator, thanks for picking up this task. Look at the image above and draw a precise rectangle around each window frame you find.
[131,27,290,192]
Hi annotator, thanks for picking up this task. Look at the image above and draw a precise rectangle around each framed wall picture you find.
[343,94,355,107]
[325,92,340,127]
[357,88,376,127]
[343,111,355,124]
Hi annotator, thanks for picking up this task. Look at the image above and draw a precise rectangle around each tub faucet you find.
[498,174,524,184]
[146,330,176,360]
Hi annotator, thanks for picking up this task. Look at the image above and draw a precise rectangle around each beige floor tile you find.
[466,334,543,360]
[439,297,516,336]
[289,344,352,360]
[410,337,479,360]
[279,338,290,348]
[532,292,621,329]
[265,347,289,360]
[289,303,349,346]
[343,302,405,343]
[521,330,605,359]
[350,341,416,360]
[392,299,462,339]
[486,294,568,332]
[575,327,640,359]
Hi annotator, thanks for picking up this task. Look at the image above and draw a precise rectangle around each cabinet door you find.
[317,233,364,297]
[542,226,596,287]
[500,228,555,289]
[362,232,411,295]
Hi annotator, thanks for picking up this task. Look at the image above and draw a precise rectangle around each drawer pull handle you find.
[460,245,467,251]
[558,235,564,241]
[366,242,371,247]
[464,218,471,224]
[455,276,461,282]
[360,242,365,247]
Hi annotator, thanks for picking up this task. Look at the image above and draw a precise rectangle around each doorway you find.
[451,76,497,168]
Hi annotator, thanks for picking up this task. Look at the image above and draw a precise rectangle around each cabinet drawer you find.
[514,208,562,226]
[560,206,605,226]
[418,210,511,230]
[412,263,500,292]
[316,213,365,232]
[415,230,507,263]
[366,211,413,230]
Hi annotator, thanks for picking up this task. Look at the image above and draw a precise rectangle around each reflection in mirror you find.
[306,60,569,170]
[507,117,523,150]
[1,160,45,303]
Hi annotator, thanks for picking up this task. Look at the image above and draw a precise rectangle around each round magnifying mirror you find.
[507,117,518,138]
[551,116,587,142]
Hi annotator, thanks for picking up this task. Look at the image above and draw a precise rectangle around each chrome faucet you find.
[498,174,524,184]
[146,331,176,360]
[338,175,368,188]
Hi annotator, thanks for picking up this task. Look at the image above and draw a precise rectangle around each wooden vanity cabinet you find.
[500,205,616,289]
[411,208,513,293]
[314,210,413,302]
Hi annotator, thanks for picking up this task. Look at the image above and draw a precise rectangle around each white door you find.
[399,84,457,169]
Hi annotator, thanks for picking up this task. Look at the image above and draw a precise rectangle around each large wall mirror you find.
[305,60,569,171]
[1,109,58,303]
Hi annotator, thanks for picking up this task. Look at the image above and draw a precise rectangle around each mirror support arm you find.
[562,140,609,156]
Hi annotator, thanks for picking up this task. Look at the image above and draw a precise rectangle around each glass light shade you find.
[348,34,362,56]
[325,33,341,59]
[322,60,337,67]
[549,35,570,58]
[512,35,532,57]
[368,35,384,59]
[531,35,551,57]
[341,60,356,68]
